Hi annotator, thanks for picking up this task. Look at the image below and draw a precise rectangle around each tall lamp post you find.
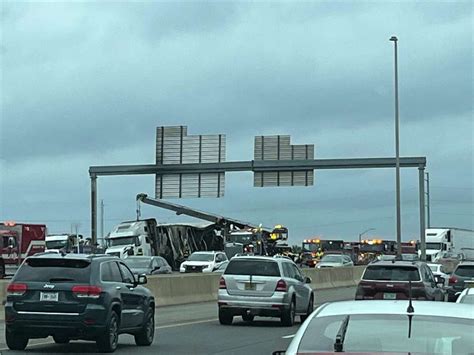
[359,228,376,244]
[390,35,402,257]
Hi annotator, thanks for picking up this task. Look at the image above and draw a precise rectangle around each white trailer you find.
[423,228,474,262]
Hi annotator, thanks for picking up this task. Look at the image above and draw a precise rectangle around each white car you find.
[456,286,474,304]
[316,254,354,268]
[180,251,228,273]
[277,300,474,355]
[428,263,449,286]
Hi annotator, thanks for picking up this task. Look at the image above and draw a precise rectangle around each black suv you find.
[355,260,444,301]
[5,253,155,352]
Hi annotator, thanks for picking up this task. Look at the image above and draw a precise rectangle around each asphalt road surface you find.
[0,286,356,354]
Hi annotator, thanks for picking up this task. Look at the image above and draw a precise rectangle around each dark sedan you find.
[124,256,172,275]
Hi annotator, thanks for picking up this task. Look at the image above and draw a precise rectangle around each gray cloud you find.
[1,1,472,240]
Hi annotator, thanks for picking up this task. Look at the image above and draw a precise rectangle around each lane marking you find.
[155,318,217,330]
[282,334,295,339]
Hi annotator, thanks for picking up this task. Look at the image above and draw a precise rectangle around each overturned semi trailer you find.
[152,223,224,270]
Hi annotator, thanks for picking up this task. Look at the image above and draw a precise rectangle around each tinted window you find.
[15,258,91,283]
[224,259,280,277]
[101,261,123,282]
[455,265,474,277]
[363,266,420,281]
[119,263,135,284]
[298,314,473,354]
[188,253,214,262]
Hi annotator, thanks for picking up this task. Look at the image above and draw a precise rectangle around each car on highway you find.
[124,256,172,275]
[448,261,474,301]
[276,300,474,355]
[456,286,474,304]
[5,253,155,352]
[218,256,314,326]
[428,262,449,285]
[316,254,354,268]
[180,251,228,273]
[355,260,444,301]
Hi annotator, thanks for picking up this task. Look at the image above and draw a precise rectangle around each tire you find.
[53,334,70,344]
[218,309,233,325]
[242,314,254,322]
[97,311,119,353]
[300,296,314,323]
[134,309,155,346]
[281,299,295,327]
[6,327,28,350]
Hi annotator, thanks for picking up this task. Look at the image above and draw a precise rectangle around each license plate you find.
[383,293,396,300]
[465,280,474,288]
[40,292,58,302]
[244,283,256,291]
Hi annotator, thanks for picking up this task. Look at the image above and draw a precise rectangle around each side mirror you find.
[127,248,134,256]
[304,276,312,284]
[137,274,147,285]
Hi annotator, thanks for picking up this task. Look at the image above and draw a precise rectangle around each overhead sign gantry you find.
[89,125,427,259]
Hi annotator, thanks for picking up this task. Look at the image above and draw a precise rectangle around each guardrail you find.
[0,266,366,309]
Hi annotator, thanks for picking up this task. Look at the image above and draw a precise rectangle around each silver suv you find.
[217,256,314,326]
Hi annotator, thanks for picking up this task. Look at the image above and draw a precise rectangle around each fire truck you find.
[0,221,46,277]
[301,238,345,267]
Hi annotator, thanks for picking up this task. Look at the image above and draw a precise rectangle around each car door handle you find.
[116,286,121,290]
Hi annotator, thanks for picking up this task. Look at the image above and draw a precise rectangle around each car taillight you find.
[72,285,102,299]
[7,283,27,296]
[449,276,458,285]
[219,277,226,290]
[275,279,287,292]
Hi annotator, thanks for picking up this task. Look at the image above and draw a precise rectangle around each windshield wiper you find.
[334,315,350,352]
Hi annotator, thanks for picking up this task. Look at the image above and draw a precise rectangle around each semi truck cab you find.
[105,220,153,258]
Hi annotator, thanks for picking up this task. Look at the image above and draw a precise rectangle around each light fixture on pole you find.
[359,228,376,244]
[390,35,402,257]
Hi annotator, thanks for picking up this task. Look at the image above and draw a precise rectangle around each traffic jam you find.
[1,218,473,353]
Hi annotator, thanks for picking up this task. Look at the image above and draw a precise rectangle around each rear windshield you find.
[455,265,474,277]
[14,258,91,283]
[363,265,420,281]
[224,259,280,277]
[297,314,474,354]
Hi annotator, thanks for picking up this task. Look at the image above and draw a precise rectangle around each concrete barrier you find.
[0,265,367,309]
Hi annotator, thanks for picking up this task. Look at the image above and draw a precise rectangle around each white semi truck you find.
[105,220,154,258]
[423,228,474,262]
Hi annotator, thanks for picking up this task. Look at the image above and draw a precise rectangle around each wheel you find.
[53,334,70,344]
[242,314,254,322]
[281,300,295,326]
[218,309,233,325]
[134,309,155,346]
[300,296,314,323]
[6,327,28,350]
[97,311,119,353]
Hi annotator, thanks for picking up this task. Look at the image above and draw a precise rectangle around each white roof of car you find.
[315,300,474,319]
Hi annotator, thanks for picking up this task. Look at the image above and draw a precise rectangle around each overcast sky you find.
[1,1,472,245]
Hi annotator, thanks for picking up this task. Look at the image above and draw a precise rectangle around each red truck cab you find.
[0,222,46,277]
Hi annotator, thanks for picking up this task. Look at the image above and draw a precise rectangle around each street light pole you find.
[390,35,402,257]
[359,228,376,244]
[425,172,431,228]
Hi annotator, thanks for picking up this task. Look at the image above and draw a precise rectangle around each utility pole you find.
[425,172,430,228]
[390,35,402,257]
[100,199,104,244]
